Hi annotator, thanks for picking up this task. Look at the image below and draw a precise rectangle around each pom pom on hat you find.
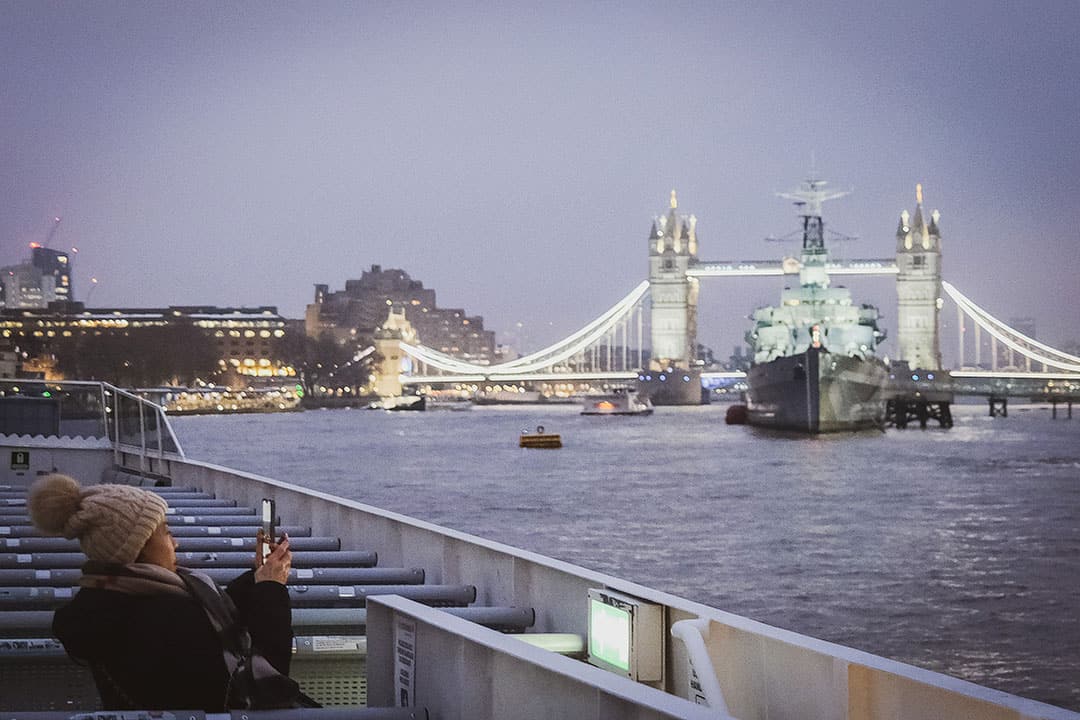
[28,473,168,564]
[26,473,82,536]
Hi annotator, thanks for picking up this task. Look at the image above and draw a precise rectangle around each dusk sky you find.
[3,1,1079,361]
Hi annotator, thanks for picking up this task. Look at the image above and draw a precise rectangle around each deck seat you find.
[0,566,421,589]
[0,524,312,539]
[0,537,341,554]
[287,585,477,609]
[0,584,476,611]
[0,550,378,570]
[0,709,429,719]
[293,606,536,635]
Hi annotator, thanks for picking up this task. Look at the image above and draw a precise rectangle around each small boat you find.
[581,387,653,416]
[368,394,426,411]
[519,425,562,448]
[725,403,749,425]
[426,398,473,411]
[475,390,544,405]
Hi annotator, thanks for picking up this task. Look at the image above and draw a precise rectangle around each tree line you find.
[19,327,377,392]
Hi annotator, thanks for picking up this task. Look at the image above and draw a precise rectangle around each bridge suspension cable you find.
[399,281,650,376]
[942,281,1080,372]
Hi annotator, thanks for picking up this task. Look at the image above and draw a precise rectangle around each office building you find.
[307,265,496,364]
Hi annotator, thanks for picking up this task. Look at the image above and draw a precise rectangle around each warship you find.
[745,179,888,432]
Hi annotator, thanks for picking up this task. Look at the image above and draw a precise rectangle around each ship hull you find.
[637,368,707,405]
[746,348,887,433]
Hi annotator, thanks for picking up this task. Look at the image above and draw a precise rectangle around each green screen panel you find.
[589,597,630,672]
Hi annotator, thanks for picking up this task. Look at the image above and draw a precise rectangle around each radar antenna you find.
[777,178,851,218]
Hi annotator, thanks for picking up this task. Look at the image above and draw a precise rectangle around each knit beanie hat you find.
[27,474,168,564]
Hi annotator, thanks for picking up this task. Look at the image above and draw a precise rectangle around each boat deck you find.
[2,380,1076,719]
[0,473,542,710]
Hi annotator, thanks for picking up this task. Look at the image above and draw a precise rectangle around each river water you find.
[171,402,1080,711]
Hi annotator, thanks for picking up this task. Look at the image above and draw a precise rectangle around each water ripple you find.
[173,403,1080,711]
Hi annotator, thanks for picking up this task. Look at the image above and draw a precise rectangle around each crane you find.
[44,216,62,248]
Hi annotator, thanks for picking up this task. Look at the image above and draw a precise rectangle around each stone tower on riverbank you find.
[895,184,943,370]
[640,190,703,405]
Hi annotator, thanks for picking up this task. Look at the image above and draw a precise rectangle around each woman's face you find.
[137,521,178,571]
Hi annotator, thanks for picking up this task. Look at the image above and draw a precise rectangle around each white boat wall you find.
[1,380,1075,719]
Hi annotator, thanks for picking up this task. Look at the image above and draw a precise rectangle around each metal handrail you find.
[0,379,184,466]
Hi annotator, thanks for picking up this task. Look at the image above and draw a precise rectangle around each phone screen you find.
[260,498,275,560]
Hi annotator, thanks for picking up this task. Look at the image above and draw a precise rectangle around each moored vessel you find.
[368,394,426,411]
[581,387,653,416]
[746,179,888,432]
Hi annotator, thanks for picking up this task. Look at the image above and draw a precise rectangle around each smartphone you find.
[260,498,275,561]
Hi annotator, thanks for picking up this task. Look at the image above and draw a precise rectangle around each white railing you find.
[401,281,650,376]
[943,282,1080,372]
[0,379,185,474]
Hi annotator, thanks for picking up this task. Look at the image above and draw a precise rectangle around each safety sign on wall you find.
[10,450,29,471]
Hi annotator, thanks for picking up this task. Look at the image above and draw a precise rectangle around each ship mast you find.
[777,178,850,251]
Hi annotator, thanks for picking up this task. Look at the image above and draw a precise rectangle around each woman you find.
[28,473,300,710]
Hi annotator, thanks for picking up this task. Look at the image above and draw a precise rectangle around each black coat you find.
[52,569,293,711]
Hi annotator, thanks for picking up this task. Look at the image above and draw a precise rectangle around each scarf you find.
[79,561,189,597]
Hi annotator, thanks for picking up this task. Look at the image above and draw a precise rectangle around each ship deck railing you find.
[1,379,185,480]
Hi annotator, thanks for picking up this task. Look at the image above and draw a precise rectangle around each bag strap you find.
[177,569,254,706]
[176,568,305,709]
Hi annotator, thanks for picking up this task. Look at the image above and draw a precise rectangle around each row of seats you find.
[0,711,429,720]
[0,477,537,710]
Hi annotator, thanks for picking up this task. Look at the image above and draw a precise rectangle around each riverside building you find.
[0,304,295,385]
[0,247,72,310]
[307,264,496,364]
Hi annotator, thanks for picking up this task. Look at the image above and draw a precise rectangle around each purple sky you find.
[3,1,1079,361]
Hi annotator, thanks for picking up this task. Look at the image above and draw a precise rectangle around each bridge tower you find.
[642,190,702,405]
[895,184,943,370]
[372,308,417,398]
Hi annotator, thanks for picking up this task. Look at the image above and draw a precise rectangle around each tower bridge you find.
[383,185,1078,406]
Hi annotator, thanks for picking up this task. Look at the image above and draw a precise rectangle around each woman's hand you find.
[255,532,291,585]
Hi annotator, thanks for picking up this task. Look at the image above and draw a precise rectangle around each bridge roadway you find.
[688,257,899,277]
[403,371,639,386]
[948,370,1080,400]
[405,368,1079,401]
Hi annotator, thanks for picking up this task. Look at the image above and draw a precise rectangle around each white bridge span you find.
[396,276,1076,384]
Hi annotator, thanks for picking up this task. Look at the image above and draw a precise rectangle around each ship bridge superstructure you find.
[747,179,885,364]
